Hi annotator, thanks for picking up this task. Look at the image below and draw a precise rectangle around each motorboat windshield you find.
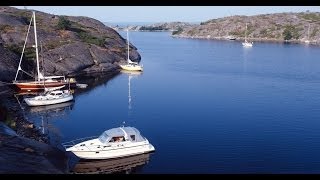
[98,132,110,143]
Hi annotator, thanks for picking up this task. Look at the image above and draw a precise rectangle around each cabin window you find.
[110,136,125,142]
[130,135,135,141]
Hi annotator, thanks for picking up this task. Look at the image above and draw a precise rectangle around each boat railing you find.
[13,79,65,83]
[62,136,99,149]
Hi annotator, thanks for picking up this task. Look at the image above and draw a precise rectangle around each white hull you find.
[120,64,143,71]
[242,42,253,47]
[69,142,155,160]
[25,94,73,106]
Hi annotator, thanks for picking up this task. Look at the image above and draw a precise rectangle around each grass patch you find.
[0,25,14,33]
[46,40,71,50]
[77,31,105,47]
[311,28,319,38]
[6,44,36,60]
[282,24,301,40]
[300,13,320,22]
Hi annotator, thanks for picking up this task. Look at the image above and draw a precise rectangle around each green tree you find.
[56,16,71,30]
[283,28,293,40]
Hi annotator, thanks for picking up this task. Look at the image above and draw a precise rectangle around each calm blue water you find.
[25,32,320,173]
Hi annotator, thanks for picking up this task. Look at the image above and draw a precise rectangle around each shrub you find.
[172,27,183,35]
[78,31,105,47]
[56,16,71,30]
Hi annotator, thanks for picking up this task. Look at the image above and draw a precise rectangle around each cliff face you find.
[172,12,320,44]
[0,7,141,81]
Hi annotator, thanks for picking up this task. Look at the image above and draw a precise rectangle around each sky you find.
[14,6,320,23]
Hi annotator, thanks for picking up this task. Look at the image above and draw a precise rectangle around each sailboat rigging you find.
[119,28,143,71]
[12,11,76,91]
[305,24,311,44]
[242,23,253,47]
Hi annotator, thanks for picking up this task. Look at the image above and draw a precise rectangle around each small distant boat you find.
[242,23,253,47]
[76,83,88,89]
[24,89,73,106]
[225,35,236,40]
[119,29,143,72]
[62,126,155,160]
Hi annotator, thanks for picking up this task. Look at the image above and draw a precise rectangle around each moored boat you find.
[12,11,76,91]
[62,126,155,160]
[24,89,73,106]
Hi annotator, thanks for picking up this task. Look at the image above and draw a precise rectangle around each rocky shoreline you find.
[171,34,320,46]
[172,12,320,46]
[0,71,121,174]
[0,100,68,173]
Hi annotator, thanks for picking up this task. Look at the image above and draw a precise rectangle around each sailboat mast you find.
[308,24,310,40]
[245,23,247,41]
[127,28,130,61]
[33,11,41,82]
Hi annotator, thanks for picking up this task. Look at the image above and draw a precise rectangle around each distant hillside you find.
[112,22,197,32]
[172,12,320,44]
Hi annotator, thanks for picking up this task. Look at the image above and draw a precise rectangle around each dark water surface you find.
[22,32,320,173]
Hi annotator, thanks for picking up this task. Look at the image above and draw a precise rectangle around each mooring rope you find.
[0,81,13,86]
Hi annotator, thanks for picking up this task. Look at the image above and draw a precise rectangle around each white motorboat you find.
[62,126,155,160]
[24,90,73,106]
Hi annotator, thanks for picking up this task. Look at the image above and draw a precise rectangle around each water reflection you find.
[71,153,153,174]
[25,101,75,145]
[120,70,142,120]
[26,101,74,115]
[73,72,119,96]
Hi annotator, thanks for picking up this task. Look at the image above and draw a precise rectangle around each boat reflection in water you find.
[26,101,74,114]
[25,101,75,145]
[71,153,153,174]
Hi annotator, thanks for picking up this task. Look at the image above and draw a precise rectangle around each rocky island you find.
[112,22,197,32]
[0,6,141,83]
[172,12,320,45]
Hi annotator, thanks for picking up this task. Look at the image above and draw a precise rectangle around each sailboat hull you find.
[13,81,76,91]
[242,42,253,47]
[120,64,143,71]
[24,94,73,106]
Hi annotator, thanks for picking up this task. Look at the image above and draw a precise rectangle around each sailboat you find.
[119,29,143,71]
[12,11,76,91]
[305,24,310,44]
[242,23,253,47]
